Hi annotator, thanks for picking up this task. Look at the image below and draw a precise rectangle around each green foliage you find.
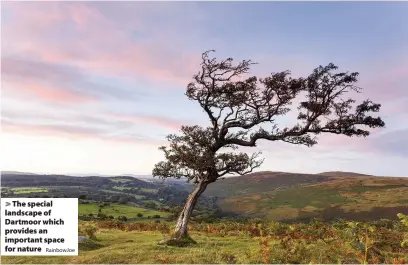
[344,221,378,264]
[79,221,98,239]
[398,213,408,227]
[97,212,107,219]
[117,216,128,222]
[398,213,408,248]
[145,201,158,209]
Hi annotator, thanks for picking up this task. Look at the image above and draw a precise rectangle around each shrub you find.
[117,216,128,222]
[80,222,98,239]
[97,212,107,219]
[398,213,408,248]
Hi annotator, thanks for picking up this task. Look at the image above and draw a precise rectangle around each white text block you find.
[1,198,78,256]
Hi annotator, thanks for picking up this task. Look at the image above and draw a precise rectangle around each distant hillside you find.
[1,172,215,213]
[205,171,408,222]
[1,171,39,175]
[2,170,407,222]
[1,173,155,188]
[318,171,373,178]
[205,171,335,197]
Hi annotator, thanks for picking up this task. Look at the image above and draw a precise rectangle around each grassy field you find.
[140,188,156,193]
[109,178,132,183]
[9,187,49,194]
[1,230,261,264]
[2,217,407,264]
[112,186,133,190]
[78,203,170,218]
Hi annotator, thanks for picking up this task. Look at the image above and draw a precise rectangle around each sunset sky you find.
[1,2,407,177]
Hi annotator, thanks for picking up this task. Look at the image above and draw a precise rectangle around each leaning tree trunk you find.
[172,181,208,240]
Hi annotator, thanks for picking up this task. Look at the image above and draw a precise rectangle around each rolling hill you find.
[0,172,212,213]
[317,171,373,177]
[205,171,408,222]
[1,170,407,222]
[205,171,335,197]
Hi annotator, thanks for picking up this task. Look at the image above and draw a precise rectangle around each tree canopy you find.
[153,50,385,185]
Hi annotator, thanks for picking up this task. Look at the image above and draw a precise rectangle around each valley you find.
[2,171,407,223]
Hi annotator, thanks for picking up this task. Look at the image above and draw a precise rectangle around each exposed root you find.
[158,234,197,247]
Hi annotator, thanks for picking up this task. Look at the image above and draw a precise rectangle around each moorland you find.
[1,171,408,264]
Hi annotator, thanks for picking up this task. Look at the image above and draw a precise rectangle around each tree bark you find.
[172,181,208,240]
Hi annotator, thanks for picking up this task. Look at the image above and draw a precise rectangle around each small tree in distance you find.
[152,50,385,245]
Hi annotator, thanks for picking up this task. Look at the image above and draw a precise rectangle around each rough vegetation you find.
[3,217,407,264]
[209,172,408,222]
[1,171,407,264]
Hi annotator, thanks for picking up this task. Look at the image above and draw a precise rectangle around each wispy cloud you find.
[1,119,166,147]
[1,107,188,145]
[2,2,200,95]
[2,57,146,102]
[106,112,191,131]
[2,1,407,175]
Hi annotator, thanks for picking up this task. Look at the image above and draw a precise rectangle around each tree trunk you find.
[172,181,208,240]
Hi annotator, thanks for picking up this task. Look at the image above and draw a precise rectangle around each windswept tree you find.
[153,50,385,243]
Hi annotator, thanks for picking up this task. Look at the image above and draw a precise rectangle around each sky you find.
[1,2,407,177]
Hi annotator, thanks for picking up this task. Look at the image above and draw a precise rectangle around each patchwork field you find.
[78,203,170,219]
[10,187,49,194]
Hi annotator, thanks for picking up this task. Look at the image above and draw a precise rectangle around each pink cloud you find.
[2,2,66,33]
[2,57,98,103]
[2,1,200,96]
[2,122,165,147]
[107,113,189,131]
[2,80,95,104]
[17,81,95,104]
[2,122,96,140]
